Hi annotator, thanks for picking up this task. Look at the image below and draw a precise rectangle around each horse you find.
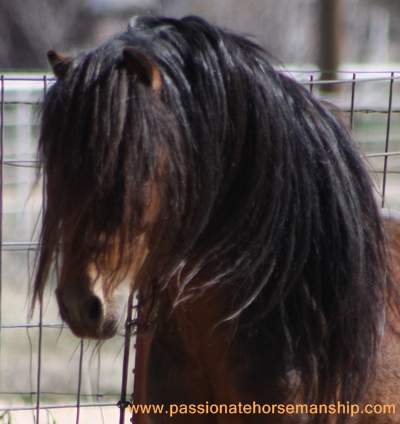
[33,15,400,424]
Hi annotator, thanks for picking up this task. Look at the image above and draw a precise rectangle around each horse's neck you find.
[144,284,295,407]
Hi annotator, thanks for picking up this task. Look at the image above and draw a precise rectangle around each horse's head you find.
[34,30,176,339]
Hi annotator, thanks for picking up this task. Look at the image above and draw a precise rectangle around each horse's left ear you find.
[47,50,72,78]
[121,47,162,91]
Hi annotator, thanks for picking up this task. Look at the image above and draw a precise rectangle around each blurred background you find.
[1,0,400,70]
[1,1,400,423]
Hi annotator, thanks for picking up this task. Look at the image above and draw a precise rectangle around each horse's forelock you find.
[35,34,182,301]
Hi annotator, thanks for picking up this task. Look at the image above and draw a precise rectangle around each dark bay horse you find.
[34,16,400,423]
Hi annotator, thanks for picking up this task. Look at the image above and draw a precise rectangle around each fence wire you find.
[0,70,399,423]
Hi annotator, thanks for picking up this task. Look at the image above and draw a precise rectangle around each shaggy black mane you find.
[36,15,391,421]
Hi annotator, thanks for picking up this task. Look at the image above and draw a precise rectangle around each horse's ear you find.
[121,47,162,91]
[47,50,72,78]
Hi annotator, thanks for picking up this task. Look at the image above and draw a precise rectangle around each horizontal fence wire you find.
[298,75,400,85]
[0,402,117,412]
[0,70,398,421]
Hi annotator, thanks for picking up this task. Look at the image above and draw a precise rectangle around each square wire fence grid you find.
[0,75,136,424]
[0,69,399,424]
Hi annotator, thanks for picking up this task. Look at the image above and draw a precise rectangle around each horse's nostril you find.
[85,296,103,323]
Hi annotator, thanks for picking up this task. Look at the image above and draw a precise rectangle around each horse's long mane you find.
[36,15,393,414]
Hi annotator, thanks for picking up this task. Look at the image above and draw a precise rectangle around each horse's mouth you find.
[65,317,118,340]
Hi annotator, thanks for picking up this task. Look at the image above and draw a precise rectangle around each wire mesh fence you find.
[291,69,400,209]
[0,75,136,423]
[0,69,399,423]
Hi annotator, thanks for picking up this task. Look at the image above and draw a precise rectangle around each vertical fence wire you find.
[35,75,48,424]
[96,347,106,424]
[0,76,3,335]
[0,75,4,392]
[350,73,356,130]
[119,292,134,424]
[381,72,395,208]
[96,348,102,402]
[35,304,43,424]
[76,340,84,424]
